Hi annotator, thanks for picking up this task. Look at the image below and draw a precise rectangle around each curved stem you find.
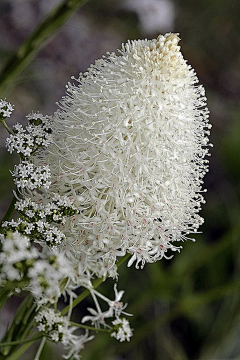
[0,281,28,311]
[0,195,17,229]
[0,334,42,347]
[70,322,110,333]
[0,338,37,360]
[0,120,13,134]
[0,0,90,97]
[33,337,46,360]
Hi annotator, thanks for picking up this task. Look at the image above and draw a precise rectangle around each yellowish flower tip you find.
[160,32,180,44]
[148,33,181,61]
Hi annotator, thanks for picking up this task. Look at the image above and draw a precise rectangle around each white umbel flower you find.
[111,318,133,342]
[0,99,14,118]
[12,161,51,190]
[33,33,211,275]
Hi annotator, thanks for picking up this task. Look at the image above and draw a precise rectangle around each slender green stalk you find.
[0,295,34,356]
[33,337,46,360]
[70,321,110,332]
[0,284,13,310]
[19,313,37,341]
[0,281,28,310]
[22,304,37,326]
[10,295,34,326]
[0,195,17,230]
[0,0,90,96]
[0,339,36,360]
[0,334,42,347]
[0,120,13,134]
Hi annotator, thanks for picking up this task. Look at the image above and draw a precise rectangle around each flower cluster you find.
[0,99,14,119]
[15,194,78,224]
[35,308,94,360]
[3,194,78,247]
[111,318,133,342]
[0,231,38,283]
[5,112,53,193]
[35,308,75,344]
[0,231,74,300]
[6,113,53,158]
[2,218,65,247]
[3,110,79,247]
[27,249,74,300]
[12,161,51,190]
[32,33,211,277]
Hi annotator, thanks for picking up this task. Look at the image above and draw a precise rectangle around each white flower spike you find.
[34,33,211,274]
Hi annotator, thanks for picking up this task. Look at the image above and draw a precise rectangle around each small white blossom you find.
[27,249,74,299]
[26,112,53,147]
[15,195,78,225]
[2,218,65,247]
[35,308,93,360]
[12,161,51,190]
[0,99,14,118]
[32,33,211,276]
[111,318,133,342]
[6,114,53,157]
[35,220,66,246]
[81,307,107,327]
[6,123,34,157]
[82,284,130,325]
[35,308,76,344]
[0,231,38,283]
[15,197,39,213]
[63,331,94,360]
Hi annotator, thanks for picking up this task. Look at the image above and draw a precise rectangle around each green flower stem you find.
[0,120,13,134]
[0,295,34,356]
[22,303,37,327]
[0,280,28,310]
[12,295,34,326]
[70,321,110,333]
[33,337,46,360]
[0,334,42,347]
[0,0,90,96]
[0,338,37,360]
[0,284,13,310]
[19,313,37,341]
[0,327,16,357]
[0,193,18,230]
[61,253,130,316]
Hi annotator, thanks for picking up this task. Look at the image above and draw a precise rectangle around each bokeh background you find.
[0,0,240,359]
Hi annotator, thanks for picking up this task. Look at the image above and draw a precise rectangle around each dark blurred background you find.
[0,0,240,359]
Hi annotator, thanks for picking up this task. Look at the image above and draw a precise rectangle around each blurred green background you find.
[0,0,240,359]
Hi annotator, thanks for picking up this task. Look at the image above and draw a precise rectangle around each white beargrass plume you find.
[33,33,211,276]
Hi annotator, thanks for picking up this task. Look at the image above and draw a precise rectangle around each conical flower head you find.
[36,33,210,275]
